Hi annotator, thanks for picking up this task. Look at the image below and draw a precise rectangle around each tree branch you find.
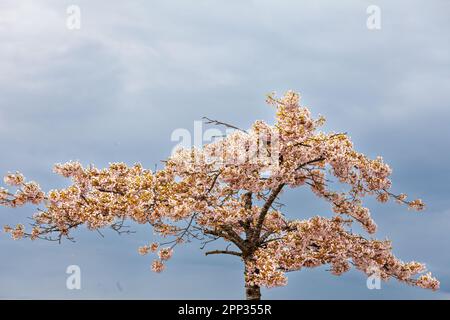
[296,157,325,170]
[205,250,242,257]
[252,183,285,242]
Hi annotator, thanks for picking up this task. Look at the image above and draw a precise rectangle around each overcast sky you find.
[0,0,449,299]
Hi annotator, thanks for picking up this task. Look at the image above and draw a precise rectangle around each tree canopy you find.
[0,91,439,299]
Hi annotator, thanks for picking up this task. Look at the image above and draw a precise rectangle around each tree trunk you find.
[245,283,261,300]
[244,260,261,300]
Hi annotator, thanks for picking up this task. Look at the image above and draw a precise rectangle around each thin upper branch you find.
[202,117,248,133]
[296,157,325,170]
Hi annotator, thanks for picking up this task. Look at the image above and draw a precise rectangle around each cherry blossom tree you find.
[0,91,439,299]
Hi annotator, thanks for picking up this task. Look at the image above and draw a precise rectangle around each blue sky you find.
[0,0,449,299]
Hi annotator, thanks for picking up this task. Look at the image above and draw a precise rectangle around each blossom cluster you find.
[245,216,439,290]
[1,173,45,207]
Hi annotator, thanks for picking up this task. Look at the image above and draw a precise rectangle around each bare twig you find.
[202,117,248,134]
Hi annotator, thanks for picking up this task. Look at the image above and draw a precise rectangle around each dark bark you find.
[252,183,285,243]
[245,283,261,300]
